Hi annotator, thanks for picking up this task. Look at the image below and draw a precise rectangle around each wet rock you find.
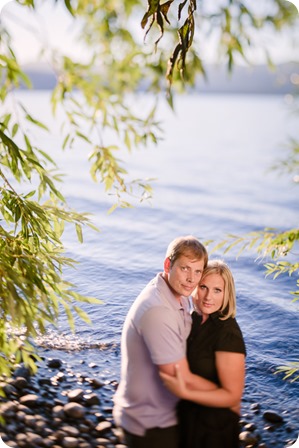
[78,443,91,448]
[35,419,47,431]
[263,410,284,423]
[88,363,97,369]
[26,431,44,445]
[19,394,40,407]
[3,441,17,448]
[95,437,111,446]
[52,429,65,442]
[83,393,100,406]
[16,410,26,422]
[63,402,86,419]
[250,403,260,414]
[60,425,80,437]
[67,389,84,402]
[285,439,298,447]
[264,424,275,432]
[13,366,31,379]
[43,438,55,447]
[23,414,37,427]
[53,417,63,428]
[11,377,28,390]
[250,403,260,411]
[78,424,90,433]
[239,430,259,446]
[0,401,18,416]
[244,423,256,432]
[62,436,79,448]
[2,383,17,396]
[5,422,18,434]
[15,433,27,443]
[51,372,66,385]
[47,359,63,369]
[89,378,104,389]
[38,377,52,386]
[95,421,112,434]
[102,406,113,415]
[52,405,64,418]
[18,404,33,414]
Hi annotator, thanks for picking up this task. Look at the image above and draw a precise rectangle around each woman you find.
[160,259,246,448]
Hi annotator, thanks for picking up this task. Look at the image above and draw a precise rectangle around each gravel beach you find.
[0,356,298,448]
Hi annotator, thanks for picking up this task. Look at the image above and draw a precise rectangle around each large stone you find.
[23,414,37,427]
[83,393,100,406]
[26,432,44,445]
[62,436,79,448]
[11,377,28,390]
[67,389,84,402]
[13,366,31,379]
[52,405,64,418]
[61,425,80,437]
[63,402,85,419]
[19,394,40,407]
[263,410,284,423]
[95,421,112,434]
[47,359,63,369]
[0,401,18,416]
[89,379,104,389]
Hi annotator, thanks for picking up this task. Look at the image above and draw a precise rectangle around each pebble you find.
[239,430,260,445]
[0,357,297,447]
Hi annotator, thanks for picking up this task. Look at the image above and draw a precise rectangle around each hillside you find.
[21,62,299,94]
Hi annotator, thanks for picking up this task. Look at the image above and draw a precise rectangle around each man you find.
[113,235,215,448]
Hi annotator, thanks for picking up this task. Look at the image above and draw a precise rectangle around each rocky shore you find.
[0,355,297,448]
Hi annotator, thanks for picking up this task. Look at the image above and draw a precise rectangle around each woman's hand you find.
[160,364,188,399]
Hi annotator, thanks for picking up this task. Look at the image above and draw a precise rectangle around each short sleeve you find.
[140,306,186,365]
[215,319,246,355]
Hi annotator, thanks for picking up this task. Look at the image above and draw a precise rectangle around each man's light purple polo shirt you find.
[113,273,192,436]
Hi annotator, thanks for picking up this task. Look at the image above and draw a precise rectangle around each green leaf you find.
[75,224,83,243]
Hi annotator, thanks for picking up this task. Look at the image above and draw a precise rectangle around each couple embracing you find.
[113,235,246,448]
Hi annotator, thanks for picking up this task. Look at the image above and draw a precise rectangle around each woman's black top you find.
[178,311,246,448]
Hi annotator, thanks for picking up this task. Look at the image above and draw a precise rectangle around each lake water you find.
[8,91,299,446]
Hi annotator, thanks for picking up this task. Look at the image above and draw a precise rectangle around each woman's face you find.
[193,273,225,319]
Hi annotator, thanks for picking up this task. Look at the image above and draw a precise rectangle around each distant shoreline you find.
[20,62,299,95]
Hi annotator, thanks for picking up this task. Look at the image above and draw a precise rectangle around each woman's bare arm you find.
[160,351,245,409]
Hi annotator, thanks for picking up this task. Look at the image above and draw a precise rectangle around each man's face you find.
[164,255,205,299]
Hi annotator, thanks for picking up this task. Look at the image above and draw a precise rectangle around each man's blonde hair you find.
[166,235,208,268]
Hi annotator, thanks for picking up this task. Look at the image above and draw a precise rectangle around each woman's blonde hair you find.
[198,259,237,320]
